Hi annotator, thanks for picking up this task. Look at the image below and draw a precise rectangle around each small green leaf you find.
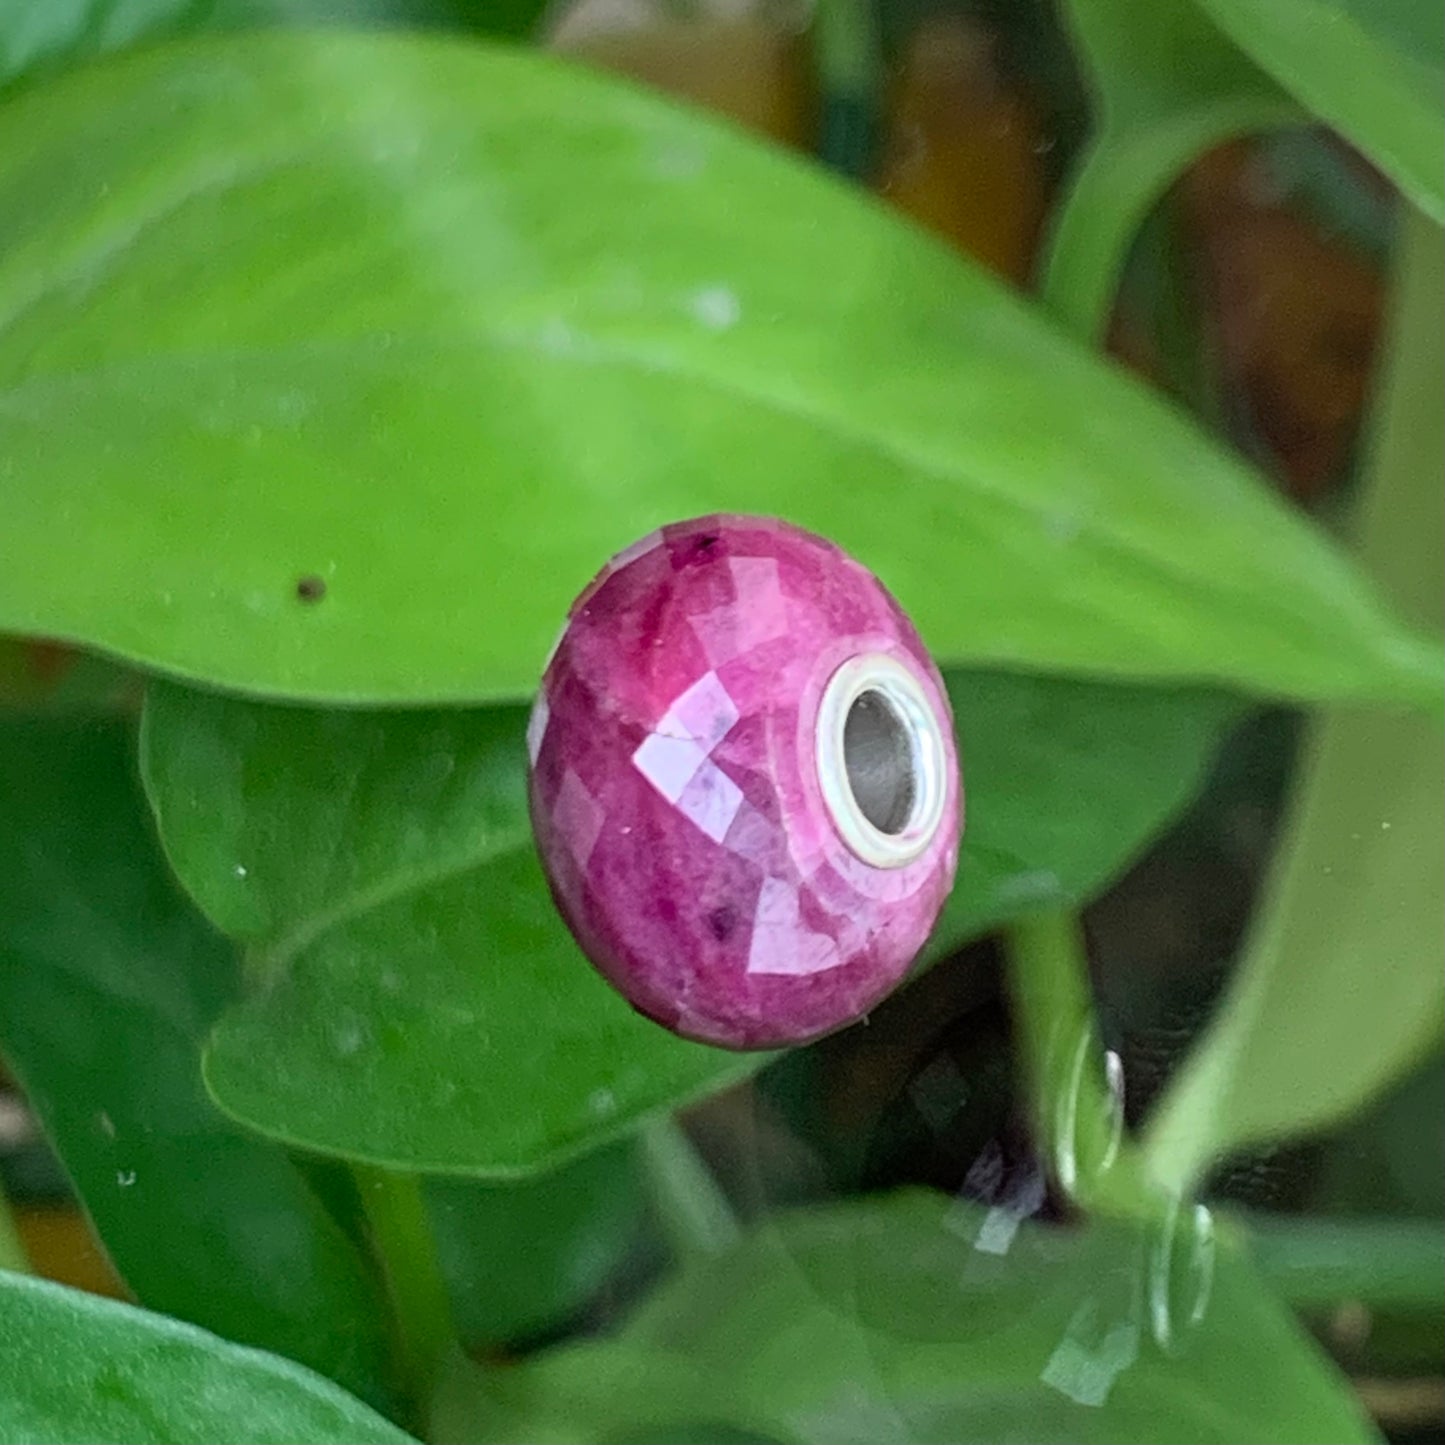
[140,668,1237,1173]
[1044,0,1299,339]
[0,717,396,1410]
[1191,0,1445,222]
[0,1272,415,1445]
[432,1190,1376,1444]
[1144,209,1445,1192]
[0,33,1435,707]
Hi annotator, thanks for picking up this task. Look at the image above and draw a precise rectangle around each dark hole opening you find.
[843,689,916,835]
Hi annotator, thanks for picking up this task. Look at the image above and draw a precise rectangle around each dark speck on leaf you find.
[706,905,738,942]
[295,574,327,603]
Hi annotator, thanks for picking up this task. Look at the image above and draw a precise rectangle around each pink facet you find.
[527,515,962,1050]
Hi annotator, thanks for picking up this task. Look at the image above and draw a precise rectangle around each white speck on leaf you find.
[537,316,578,354]
[97,1111,116,1139]
[233,863,248,880]
[690,285,741,332]
[333,1017,366,1057]
[651,138,708,180]
[116,1169,136,1188]
[587,1088,616,1117]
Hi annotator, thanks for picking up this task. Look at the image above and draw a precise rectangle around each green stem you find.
[1349,205,1443,627]
[1039,100,1296,340]
[0,1177,30,1274]
[1244,1212,1445,1314]
[1143,207,1445,1195]
[354,1166,456,1409]
[639,1115,741,1259]
[1004,909,1144,1215]
[811,0,881,181]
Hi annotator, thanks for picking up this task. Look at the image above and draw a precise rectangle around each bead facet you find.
[527,515,962,1050]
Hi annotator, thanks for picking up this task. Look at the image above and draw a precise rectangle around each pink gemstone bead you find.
[527,515,962,1050]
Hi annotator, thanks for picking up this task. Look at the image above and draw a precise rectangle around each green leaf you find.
[1044,0,1299,340]
[428,1140,648,1347]
[138,685,762,1176]
[0,0,549,93]
[1313,1051,1445,1218]
[931,672,1242,939]
[432,1190,1376,1444]
[1144,208,1445,1192]
[1146,697,1444,1190]
[0,34,1435,709]
[1190,0,1445,223]
[139,667,1237,1173]
[0,1272,415,1445]
[0,717,397,1410]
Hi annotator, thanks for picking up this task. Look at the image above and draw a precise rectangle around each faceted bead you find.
[527,515,962,1050]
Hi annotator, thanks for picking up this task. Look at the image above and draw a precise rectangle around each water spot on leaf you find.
[690,285,741,331]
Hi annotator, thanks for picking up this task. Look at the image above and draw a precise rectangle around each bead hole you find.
[843,689,917,836]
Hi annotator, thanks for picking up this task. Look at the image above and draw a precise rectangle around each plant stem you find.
[1244,1212,1445,1314]
[811,0,880,181]
[1039,100,1296,341]
[1143,207,1444,1194]
[1349,206,1444,628]
[354,1166,457,1410]
[0,1179,30,1274]
[1004,909,1143,1215]
[639,1114,741,1260]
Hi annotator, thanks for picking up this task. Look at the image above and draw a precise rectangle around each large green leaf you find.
[0,0,549,93]
[1145,209,1445,1192]
[1191,0,1444,223]
[0,717,396,1409]
[140,668,1237,1173]
[0,1272,415,1445]
[431,1190,1376,1444]
[1044,0,1299,339]
[0,35,1435,709]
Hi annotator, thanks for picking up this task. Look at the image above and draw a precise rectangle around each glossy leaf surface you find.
[0,1272,414,1445]
[432,1191,1375,1444]
[141,669,1238,1173]
[0,717,395,1408]
[0,34,1435,707]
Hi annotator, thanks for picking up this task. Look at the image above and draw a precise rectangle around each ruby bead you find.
[527,515,962,1050]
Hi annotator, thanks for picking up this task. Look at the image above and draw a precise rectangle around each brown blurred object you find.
[1180,139,1384,501]
[15,1207,126,1299]
[552,19,811,149]
[877,14,1050,285]
[1106,309,1169,391]
[0,636,77,704]
[19,639,77,685]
